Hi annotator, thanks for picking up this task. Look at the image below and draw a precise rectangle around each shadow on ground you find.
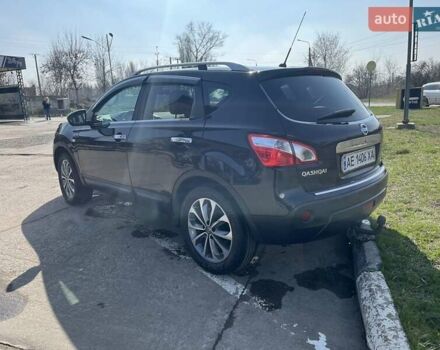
[10,195,369,349]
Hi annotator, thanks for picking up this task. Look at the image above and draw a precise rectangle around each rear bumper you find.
[250,166,388,243]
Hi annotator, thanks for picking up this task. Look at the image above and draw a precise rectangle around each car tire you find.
[57,153,93,205]
[181,186,257,274]
[423,96,430,107]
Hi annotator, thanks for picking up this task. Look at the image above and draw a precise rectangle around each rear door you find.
[434,84,440,104]
[260,74,382,192]
[75,81,142,190]
[127,75,206,202]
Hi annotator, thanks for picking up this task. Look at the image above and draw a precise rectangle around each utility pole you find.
[298,39,313,67]
[246,58,258,66]
[106,33,114,85]
[31,53,42,96]
[102,57,106,92]
[398,0,416,129]
[82,34,114,90]
[155,46,160,66]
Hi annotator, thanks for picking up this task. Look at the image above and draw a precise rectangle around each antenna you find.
[279,11,307,67]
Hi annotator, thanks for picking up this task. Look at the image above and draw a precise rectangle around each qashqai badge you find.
[360,124,368,136]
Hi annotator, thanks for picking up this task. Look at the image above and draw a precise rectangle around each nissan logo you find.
[360,124,368,136]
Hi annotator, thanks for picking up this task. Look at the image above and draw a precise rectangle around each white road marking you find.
[306,332,330,350]
[199,270,246,298]
[59,281,79,305]
[149,232,256,302]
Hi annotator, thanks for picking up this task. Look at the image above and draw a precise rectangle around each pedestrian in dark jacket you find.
[42,97,51,120]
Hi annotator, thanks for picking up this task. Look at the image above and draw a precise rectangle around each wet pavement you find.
[0,119,367,349]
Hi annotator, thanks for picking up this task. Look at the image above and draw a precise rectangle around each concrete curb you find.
[350,221,410,350]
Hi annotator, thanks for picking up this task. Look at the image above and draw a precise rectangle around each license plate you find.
[341,147,376,173]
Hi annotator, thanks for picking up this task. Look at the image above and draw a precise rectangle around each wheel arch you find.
[172,172,260,241]
[53,146,82,182]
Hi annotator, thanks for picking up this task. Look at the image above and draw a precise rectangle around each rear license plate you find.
[341,147,376,173]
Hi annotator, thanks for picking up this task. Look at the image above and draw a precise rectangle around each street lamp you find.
[106,33,114,84]
[81,33,115,86]
[297,39,313,67]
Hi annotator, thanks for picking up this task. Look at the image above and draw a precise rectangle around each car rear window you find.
[261,75,369,123]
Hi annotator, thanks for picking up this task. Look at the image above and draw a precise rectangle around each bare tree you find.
[63,32,89,105]
[384,59,400,87]
[311,32,350,73]
[42,40,69,95]
[411,59,440,87]
[346,63,376,99]
[88,36,111,93]
[42,32,89,105]
[176,21,227,63]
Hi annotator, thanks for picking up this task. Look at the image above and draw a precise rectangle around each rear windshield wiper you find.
[316,108,356,123]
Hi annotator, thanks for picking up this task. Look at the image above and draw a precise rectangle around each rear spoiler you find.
[256,67,341,82]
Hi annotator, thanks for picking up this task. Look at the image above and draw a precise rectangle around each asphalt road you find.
[0,118,367,350]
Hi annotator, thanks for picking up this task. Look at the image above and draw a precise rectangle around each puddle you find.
[249,279,294,311]
[85,207,108,218]
[152,230,178,239]
[131,228,152,238]
[294,264,355,299]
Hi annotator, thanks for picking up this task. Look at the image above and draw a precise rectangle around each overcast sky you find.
[1,0,439,85]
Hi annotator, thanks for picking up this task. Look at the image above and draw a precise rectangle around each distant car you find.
[423,82,440,106]
[53,62,388,274]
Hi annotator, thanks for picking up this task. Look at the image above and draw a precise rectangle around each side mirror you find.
[67,109,87,126]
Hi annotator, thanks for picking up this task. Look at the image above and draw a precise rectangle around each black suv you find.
[54,62,388,274]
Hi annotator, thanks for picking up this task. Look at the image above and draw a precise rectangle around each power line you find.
[346,32,389,47]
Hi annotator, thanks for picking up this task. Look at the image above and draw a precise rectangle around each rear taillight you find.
[290,141,318,163]
[248,134,318,167]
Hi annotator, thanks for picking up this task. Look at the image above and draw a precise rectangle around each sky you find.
[1,0,439,85]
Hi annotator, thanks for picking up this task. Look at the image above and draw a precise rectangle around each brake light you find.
[248,134,318,167]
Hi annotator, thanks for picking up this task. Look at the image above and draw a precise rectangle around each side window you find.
[203,81,230,107]
[143,83,196,120]
[95,85,141,122]
[424,85,440,91]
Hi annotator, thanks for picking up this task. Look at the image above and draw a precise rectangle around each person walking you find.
[42,97,51,120]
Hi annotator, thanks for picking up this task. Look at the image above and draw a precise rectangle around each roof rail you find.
[134,61,250,75]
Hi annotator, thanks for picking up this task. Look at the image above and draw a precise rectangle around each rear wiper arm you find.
[317,109,356,123]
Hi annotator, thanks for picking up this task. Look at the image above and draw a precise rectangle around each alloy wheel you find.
[60,159,75,199]
[187,198,233,263]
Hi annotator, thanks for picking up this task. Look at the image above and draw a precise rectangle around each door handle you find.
[170,137,192,144]
[114,133,127,141]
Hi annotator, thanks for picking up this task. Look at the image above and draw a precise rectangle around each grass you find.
[369,106,440,350]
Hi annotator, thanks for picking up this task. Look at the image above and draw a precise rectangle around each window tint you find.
[424,84,440,91]
[261,76,369,122]
[143,84,195,120]
[203,82,230,107]
[95,85,141,122]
